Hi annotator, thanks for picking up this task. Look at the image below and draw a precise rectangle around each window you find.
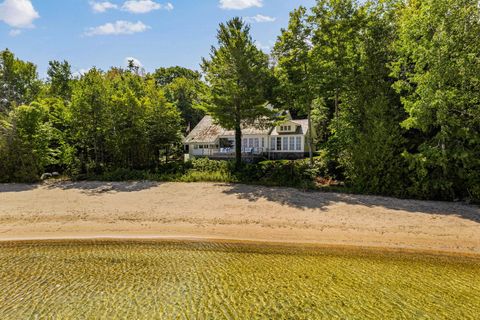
[296,137,302,151]
[276,137,282,150]
[283,137,288,150]
[243,138,247,148]
[249,138,254,148]
[262,138,265,148]
[194,145,198,150]
[271,137,276,150]
[289,137,295,150]
[254,138,259,148]
[288,125,291,131]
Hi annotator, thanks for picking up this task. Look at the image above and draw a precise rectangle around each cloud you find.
[121,0,173,14]
[85,20,150,36]
[9,29,22,37]
[256,40,273,53]
[125,57,143,67]
[219,0,262,10]
[0,0,39,28]
[245,14,275,23]
[90,1,118,13]
[73,68,91,78]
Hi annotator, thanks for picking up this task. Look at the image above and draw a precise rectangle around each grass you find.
[0,240,479,319]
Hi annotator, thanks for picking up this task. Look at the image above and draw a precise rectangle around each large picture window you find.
[296,137,302,151]
[271,137,276,151]
[276,137,282,150]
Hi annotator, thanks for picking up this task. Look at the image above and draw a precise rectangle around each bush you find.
[189,158,231,172]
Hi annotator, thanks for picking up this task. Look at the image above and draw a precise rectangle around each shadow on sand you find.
[218,183,480,224]
[0,184,40,193]
[45,181,163,194]
[0,181,162,194]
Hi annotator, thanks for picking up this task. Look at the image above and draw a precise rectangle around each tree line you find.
[0,53,206,181]
[1,0,479,202]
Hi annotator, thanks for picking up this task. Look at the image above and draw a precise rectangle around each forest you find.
[1,0,479,202]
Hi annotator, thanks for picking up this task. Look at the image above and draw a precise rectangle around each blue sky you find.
[0,0,316,78]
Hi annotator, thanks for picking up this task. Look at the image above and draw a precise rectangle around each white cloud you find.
[85,20,150,36]
[9,29,22,37]
[256,40,273,53]
[245,14,275,23]
[73,68,91,78]
[90,1,118,13]
[125,57,143,67]
[219,0,262,10]
[0,0,39,28]
[121,0,173,14]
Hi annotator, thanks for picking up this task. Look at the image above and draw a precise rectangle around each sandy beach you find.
[0,181,479,255]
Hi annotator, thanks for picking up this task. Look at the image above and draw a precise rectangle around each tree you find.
[47,60,73,101]
[0,49,41,113]
[153,66,201,86]
[202,18,274,167]
[145,79,183,166]
[164,77,206,130]
[70,68,110,174]
[273,6,316,164]
[310,0,360,122]
[392,0,480,200]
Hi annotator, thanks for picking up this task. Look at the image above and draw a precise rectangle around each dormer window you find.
[279,124,294,132]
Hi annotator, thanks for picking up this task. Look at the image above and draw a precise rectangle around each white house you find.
[184,112,314,160]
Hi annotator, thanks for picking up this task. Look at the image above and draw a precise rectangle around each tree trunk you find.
[235,124,242,169]
[307,103,314,166]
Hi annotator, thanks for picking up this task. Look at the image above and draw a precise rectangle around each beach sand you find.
[0,181,479,255]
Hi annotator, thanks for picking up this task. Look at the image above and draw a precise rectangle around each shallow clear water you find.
[0,241,479,319]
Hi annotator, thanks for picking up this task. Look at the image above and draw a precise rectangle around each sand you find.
[0,181,479,255]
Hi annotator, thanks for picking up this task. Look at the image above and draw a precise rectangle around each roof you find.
[183,116,271,144]
[184,116,223,144]
[270,119,309,136]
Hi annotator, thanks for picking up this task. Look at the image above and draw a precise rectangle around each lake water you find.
[0,240,479,319]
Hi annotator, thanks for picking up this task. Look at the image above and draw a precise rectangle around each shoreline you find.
[1,181,479,257]
[2,235,480,260]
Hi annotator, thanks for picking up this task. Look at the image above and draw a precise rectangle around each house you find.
[184,112,314,160]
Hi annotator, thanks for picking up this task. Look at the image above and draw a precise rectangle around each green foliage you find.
[0,49,41,113]
[1,2,480,203]
[273,7,316,163]
[392,0,480,200]
[202,18,275,167]
[153,66,201,86]
[47,60,73,101]
[164,76,206,129]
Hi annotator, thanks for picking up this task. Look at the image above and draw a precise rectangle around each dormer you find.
[277,120,299,134]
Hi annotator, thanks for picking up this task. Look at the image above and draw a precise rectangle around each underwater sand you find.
[0,240,479,319]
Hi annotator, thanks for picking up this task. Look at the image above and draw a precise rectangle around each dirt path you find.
[0,181,479,255]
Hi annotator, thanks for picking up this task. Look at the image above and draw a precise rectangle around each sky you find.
[0,0,316,78]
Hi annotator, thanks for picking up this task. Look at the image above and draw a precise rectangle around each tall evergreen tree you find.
[202,18,274,167]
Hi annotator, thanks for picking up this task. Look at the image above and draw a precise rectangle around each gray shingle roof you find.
[184,116,308,143]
